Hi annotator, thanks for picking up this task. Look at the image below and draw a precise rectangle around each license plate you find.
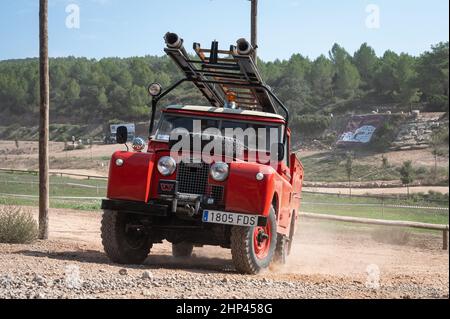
[202,210,259,227]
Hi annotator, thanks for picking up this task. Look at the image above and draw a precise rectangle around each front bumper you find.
[101,193,214,217]
[101,199,168,216]
[101,198,267,227]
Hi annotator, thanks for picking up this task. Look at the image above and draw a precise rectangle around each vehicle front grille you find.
[177,162,210,195]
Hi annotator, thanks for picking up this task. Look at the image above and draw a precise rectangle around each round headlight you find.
[210,162,229,182]
[148,83,162,97]
[157,156,177,176]
[132,137,146,152]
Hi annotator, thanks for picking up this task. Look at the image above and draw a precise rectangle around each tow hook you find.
[184,204,196,217]
[257,230,269,244]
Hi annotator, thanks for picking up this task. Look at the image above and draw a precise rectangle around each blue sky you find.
[0,0,448,61]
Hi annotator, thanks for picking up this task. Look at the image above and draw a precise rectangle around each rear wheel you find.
[172,242,194,258]
[101,210,151,264]
[287,212,297,256]
[230,206,277,274]
[273,211,297,265]
[273,235,288,265]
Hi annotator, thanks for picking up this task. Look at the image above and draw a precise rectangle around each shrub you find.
[370,122,396,151]
[292,115,332,136]
[323,133,337,146]
[64,143,86,151]
[426,190,449,202]
[0,206,38,244]
[427,95,449,112]
[431,126,449,146]
[410,191,449,203]
[415,166,427,176]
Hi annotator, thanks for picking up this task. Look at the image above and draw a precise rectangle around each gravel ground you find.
[0,207,448,299]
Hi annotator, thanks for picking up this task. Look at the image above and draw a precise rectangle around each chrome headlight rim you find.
[210,162,230,182]
[132,137,146,152]
[148,83,162,97]
[157,156,177,176]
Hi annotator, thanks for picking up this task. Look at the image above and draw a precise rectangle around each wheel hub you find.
[253,223,272,260]
[257,230,269,243]
[124,223,147,249]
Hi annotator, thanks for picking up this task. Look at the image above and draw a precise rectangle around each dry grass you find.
[0,206,38,244]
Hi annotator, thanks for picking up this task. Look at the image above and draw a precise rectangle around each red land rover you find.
[101,33,304,274]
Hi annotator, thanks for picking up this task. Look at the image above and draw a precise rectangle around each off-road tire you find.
[172,242,194,258]
[101,210,151,264]
[273,235,288,265]
[287,212,297,256]
[230,206,277,274]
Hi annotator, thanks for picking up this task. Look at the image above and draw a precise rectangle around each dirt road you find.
[0,140,119,160]
[0,207,448,299]
[0,140,116,176]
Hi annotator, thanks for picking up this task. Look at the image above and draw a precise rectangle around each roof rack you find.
[164,33,277,114]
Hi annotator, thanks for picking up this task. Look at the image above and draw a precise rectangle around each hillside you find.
[0,42,448,188]
[0,42,448,140]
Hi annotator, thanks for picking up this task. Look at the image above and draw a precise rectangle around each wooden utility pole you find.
[39,0,49,240]
[250,0,258,64]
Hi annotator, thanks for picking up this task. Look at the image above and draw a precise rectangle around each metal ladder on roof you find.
[164,37,277,114]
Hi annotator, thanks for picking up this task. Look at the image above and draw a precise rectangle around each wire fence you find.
[302,190,449,205]
[301,189,448,230]
[0,170,107,199]
[0,168,107,180]
[0,170,448,228]
[301,201,449,212]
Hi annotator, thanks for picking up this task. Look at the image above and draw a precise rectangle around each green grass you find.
[301,193,449,225]
[302,218,444,238]
[0,197,101,211]
[302,192,449,207]
[0,172,107,198]
[0,171,105,211]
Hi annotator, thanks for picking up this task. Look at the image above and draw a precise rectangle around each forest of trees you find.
[0,42,448,129]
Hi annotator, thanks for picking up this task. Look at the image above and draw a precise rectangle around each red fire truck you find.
[101,33,304,274]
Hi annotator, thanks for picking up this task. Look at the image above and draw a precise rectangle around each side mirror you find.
[272,143,285,162]
[116,126,128,144]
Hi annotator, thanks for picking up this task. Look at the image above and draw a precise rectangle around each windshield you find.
[155,114,281,152]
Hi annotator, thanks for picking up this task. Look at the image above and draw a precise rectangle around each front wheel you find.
[101,210,152,264]
[230,206,277,274]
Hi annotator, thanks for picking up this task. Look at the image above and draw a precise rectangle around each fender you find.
[272,171,293,235]
[225,162,279,217]
[107,151,155,202]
